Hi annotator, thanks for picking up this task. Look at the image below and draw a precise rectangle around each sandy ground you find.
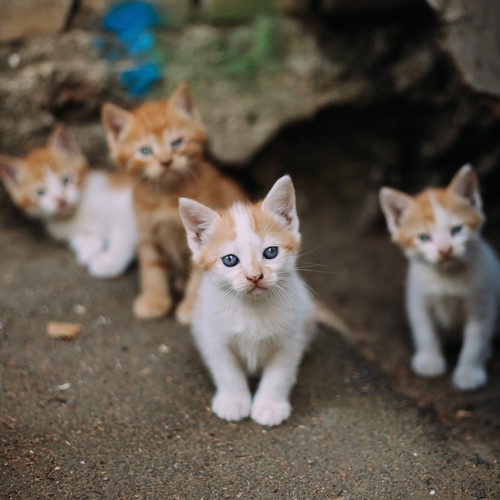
[1,110,499,498]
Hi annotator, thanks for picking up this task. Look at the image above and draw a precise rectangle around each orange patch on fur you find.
[395,187,484,249]
[197,201,300,272]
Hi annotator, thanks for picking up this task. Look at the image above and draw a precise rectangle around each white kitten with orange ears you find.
[179,176,345,426]
[379,165,500,390]
[0,126,137,279]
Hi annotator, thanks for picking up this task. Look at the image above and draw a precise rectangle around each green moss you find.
[214,16,285,78]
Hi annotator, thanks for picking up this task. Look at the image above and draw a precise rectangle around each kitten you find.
[101,81,246,322]
[0,126,137,279]
[179,175,347,426]
[379,165,500,390]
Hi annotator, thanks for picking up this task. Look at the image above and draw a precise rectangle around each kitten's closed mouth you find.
[248,284,266,295]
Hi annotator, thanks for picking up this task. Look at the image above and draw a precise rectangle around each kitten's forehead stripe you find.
[129,100,206,143]
[395,186,484,249]
[198,200,300,272]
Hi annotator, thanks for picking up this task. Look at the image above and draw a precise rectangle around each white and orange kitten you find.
[0,126,137,278]
[379,165,500,390]
[180,175,346,426]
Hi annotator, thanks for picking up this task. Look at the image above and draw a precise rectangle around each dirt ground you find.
[1,108,499,498]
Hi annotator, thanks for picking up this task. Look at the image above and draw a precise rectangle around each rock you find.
[0,30,122,158]
[426,0,500,98]
[0,15,374,164]
[155,18,371,163]
[0,0,73,42]
[320,0,420,13]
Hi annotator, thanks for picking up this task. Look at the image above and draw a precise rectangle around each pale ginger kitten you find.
[180,175,347,426]
[102,81,246,322]
[379,165,500,390]
[0,126,137,278]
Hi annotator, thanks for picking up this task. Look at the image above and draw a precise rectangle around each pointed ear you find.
[0,155,24,192]
[49,125,83,158]
[101,102,133,146]
[379,187,413,234]
[169,81,197,120]
[179,197,220,256]
[448,164,482,210]
[261,175,299,234]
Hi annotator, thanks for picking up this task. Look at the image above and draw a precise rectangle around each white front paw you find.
[251,398,291,427]
[452,365,487,391]
[88,253,128,279]
[72,235,104,265]
[212,391,251,422]
[411,352,446,377]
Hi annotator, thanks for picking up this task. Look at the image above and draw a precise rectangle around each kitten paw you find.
[175,300,193,326]
[411,352,446,377]
[133,293,172,319]
[88,254,128,279]
[251,399,291,427]
[452,366,487,391]
[212,392,251,422]
[71,235,104,266]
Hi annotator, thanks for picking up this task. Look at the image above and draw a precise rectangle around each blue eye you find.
[263,246,279,259]
[139,145,153,156]
[61,175,72,186]
[450,225,463,236]
[418,233,431,242]
[171,137,184,149]
[36,188,46,197]
[221,254,239,267]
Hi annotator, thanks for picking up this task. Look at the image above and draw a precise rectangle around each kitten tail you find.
[313,301,350,337]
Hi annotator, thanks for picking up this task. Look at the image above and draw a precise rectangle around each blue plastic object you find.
[103,1,161,34]
[98,1,165,97]
[119,63,162,96]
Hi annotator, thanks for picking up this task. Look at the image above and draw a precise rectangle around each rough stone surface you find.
[0,16,372,164]
[427,0,500,99]
[0,0,73,42]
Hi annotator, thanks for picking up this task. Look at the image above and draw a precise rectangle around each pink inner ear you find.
[0,158,19,184]
[388,198,408,226]
[452,172,480,208]
[171,85,194,118]
[103,106,131,141]
[53,127,79,156]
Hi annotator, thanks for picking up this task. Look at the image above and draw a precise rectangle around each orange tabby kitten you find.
[101,82,246,322]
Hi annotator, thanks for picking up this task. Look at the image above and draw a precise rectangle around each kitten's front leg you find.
[251,345,303,427]
[87,228,136,279]
[133,239,172,319]
[407,289,446,377]
[452,305,496,391]
[175,266,202,326]
[70,234,104,267]
[200,338,252,422]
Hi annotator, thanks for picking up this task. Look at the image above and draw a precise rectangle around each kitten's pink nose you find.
[439,247,453,259]
[57,198,67,209]
[160,158,172,168]
[246,274,264,284]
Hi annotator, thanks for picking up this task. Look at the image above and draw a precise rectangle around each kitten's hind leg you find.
[133,240,172,319]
